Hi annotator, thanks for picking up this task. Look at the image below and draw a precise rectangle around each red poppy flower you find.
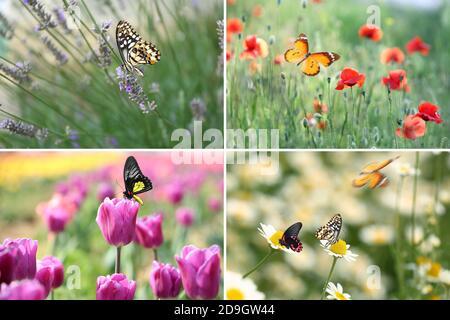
[252,5,263,17]
[226,50,233,62]
[239,35,269,60]
[406,36,430,56]
[335,67,366,90]
[313,99,328,113]
[396,115,426,140]
[415,102,443,124]
[273,54,284,65]
[227,18,243,34]
[382,69,410,92]
[380,47,405,64]
[358,24,383,42]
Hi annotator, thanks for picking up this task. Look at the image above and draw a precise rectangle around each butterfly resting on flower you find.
[116,20,161,76]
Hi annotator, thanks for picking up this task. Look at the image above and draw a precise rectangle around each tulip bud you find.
[175,208,195,227]
[149,261,181,299]
[208,198,222,212]
[135,213,164,249]
[96,274,136,300]
[0,280,46,300]
[175,245,221,299]
[96,198,139,247]
[165,182,184,204]
[0,238,38,284]
[35,256,64,296]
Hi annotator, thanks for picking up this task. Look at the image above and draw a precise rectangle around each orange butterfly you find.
[284,33,340,76]
[352,156,400,189]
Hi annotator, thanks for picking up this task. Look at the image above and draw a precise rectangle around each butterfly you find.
[116,20,161,76]
[279,222,303,253]
[352,156,400,189]
[284,33,340,76]
[315,214,342,247]
[123,156,153,205]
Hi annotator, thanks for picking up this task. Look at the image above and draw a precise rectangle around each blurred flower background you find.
[0,0,223,148]
[0,151,223,299]
[226,151,450,299]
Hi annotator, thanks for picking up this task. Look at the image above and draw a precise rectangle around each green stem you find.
[51,290,55,300]
[394,176,405,298]
[242,248,276,279]
[321,257,338,300]
[410,152,420,252]
[153,249,158,261]
[115,246,122,274]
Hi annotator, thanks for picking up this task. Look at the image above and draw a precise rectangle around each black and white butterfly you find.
[279,222,303,253]
[123,156,153,205]
[315,214,342,247]
[116,20,161,76]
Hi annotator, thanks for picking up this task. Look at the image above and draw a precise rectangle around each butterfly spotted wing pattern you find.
[279,222,303,252]
[123,156,153,204]
[315,214,342,247]
[352,156,399,189]
[116,20,160,76]
[284,33,340,76]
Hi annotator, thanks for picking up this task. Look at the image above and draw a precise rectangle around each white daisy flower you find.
[321,239,358,262]
[225,271,265,300]
[326,282,351,300]
[258,223,298,254]
[359,225,394,245]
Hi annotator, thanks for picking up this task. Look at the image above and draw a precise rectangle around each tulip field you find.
[226,0,450,148]
[226,151,450,300]
[0,152,223,300]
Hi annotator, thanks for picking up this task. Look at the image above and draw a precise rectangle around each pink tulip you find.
[175,208,195,227]
[135,213,164,249]
[35,256,64,296]
[96,197,140,247]
[96,274,136,300]
[149,261,181,299]
[208,198,222,212]
[97,182,115,202]
[175,245,221,299]
[43,206,72,233]
[165,182,184,204]
[0,238,38,284]
[0,280,46,300]
[36,193,78,233]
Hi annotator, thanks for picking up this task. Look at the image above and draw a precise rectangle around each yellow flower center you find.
[269,231,284,247]
[373,231,387,244]
[416,256,431,265]
[430,295,441,300]
[335,291,348,300]
[427,262,442,278]
[330,240,347,255]
[227,288,244,300]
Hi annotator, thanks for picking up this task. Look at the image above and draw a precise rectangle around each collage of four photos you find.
[0,0,449,302]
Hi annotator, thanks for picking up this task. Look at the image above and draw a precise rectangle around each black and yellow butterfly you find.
[315,214,342,247]
[116,20,161,76]
[352,156,400,189]
[123,156,153,205]
[284,33,340,76]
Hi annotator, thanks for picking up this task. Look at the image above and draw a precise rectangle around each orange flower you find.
[396,115,426,140]
[382,69,410,92]
[240,35,269,60]
[317,120,327,130]
[380,47,405,64]
[227,0,236,5]
[358,24,383,42]
[273,54,284,65]
[313,99,328,113]
[335,67,365,90]
[406,36,430,56]
[249,61,262,75]
[252,5,263,17]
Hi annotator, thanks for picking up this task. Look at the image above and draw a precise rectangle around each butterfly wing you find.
[315,214,342,246]
[360,156,400,174]
[352,172,388,189]
[309,52,340,67]
[280,222,303,252]
[301,56,321,76]
[284,33,309,63]
[116,20,141,71]
[124,156,153,196]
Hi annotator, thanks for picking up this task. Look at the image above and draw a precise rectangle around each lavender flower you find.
[95,22,112,68]
[53,7,71,34]
[116,66,157,113]
[0,12,14,39]
[0,62,32,85]
[190,98,206,121]
[23,0,57,31]
[41,36,68,65]
[0,118,48,140]
[216,20,224,75]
